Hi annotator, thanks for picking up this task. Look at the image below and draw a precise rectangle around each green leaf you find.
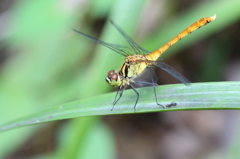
[0,81,240,132]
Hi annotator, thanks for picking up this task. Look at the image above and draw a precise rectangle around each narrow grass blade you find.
[0,81,240,132]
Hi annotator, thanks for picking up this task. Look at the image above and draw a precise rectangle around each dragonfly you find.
[73,14,216,112]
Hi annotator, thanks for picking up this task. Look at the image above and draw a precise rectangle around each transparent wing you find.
[153,60,190,85]
[132,66,158,87]
[73,29,134,57]
[110,20,151,55]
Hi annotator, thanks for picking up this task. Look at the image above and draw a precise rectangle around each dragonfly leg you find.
[152,83,165,109]
[113,87,120,105]
[112,86,125,111]
[134,80,166,109]
[150,77,177,108]
[129,84,139,113]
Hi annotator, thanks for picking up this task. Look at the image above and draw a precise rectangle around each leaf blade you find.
[0,81,240,132]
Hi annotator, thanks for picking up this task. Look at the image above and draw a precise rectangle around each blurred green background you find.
[0,0,240,158]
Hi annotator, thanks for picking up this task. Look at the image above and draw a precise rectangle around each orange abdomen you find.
[146,15,216,61]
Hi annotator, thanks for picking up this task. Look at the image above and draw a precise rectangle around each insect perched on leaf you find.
[73,15,216,112]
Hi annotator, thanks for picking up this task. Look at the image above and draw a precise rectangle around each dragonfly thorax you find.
[106,70,122,87]
[106,56,150,88]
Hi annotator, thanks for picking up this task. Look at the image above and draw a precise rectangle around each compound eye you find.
[110,73,118,80]
[108,70,115,76]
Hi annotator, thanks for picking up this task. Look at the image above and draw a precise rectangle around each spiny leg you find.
[149,68,177,108]
[152,82,165,109]
[129,84,139,113]
[134,80,176,109]
[112,86,125,111]
[113,87,120,105]
[135,80,174,109]
[131,66,178,109]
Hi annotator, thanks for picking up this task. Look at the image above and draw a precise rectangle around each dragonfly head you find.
[106,70,121,87]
